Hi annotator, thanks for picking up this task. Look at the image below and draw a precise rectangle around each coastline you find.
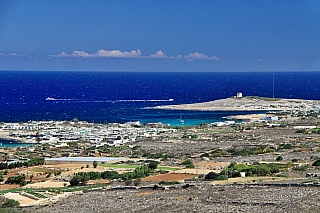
[0,131,36,144]
[153,96,320,112]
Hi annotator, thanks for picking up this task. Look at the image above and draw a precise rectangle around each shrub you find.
[153,184,159,190]
[1,198,20,208]
[134,178,141,186]
[214,175,227,180]
[148,161,159,170]
[125,179,132,186]
[93,161,98,168]
[312,159,320,166]
[204,172,219,180]
[181,159,194,168]
[293,165,308,171]
[19,180,27,187]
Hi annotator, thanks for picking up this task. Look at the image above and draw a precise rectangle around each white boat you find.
[180,114,184,123]
[45,97,55,101]
[168,99,174,101]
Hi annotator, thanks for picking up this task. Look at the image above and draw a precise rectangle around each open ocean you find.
[0,71,320,127]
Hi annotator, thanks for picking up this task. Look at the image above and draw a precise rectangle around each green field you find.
[157,166,180,171]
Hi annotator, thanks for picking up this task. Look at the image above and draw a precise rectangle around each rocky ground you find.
[21,183,320,213]
[153,96,320,111]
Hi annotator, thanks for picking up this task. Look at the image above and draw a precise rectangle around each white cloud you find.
[184,52,220,61]
[149,50,167,58]
[54,49,141,58]
[51,49,220,61]
[55,51,92,57]
[95,49,141,58]
[10,53,26,56]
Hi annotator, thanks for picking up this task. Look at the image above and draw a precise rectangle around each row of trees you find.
[0,158,45,170]
[70,162,159,186]
[4,175,26,186]
[205,162,280,180]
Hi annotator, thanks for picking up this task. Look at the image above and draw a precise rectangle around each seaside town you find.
[0,96,320,212]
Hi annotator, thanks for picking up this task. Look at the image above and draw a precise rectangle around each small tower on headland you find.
[236,92,243,98]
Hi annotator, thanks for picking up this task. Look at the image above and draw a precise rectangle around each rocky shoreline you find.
[153,96,320,111]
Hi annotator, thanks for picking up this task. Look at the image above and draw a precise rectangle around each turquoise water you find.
[0,139,33,148]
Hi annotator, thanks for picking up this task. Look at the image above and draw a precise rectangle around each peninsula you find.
[153,96,320,111]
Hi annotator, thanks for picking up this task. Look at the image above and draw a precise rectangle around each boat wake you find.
[46,97,174,102]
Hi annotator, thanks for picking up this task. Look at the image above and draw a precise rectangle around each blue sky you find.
[1,0,320,72]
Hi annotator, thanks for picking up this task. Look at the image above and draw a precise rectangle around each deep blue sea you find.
[0,71,320,127]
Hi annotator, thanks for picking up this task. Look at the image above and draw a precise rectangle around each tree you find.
[29,174,34,183]
[204,172,219,180]
[20,180,27,187]
[0,173,3,182]
[93,161,98,168]
[276,156,283,161]
[70,176,81,186]
[148,161,158,170]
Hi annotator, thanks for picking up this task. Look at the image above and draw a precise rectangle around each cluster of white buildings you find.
[0,120,177,148]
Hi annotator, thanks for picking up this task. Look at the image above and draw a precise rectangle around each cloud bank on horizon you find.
[0,49,220,61]
[50,49,219,61]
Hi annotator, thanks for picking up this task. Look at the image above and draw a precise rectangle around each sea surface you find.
[0,139,33,148]
[0,71,320,127]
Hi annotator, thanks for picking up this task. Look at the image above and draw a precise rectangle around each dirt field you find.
[4,193,36,206]
[142,173,196,182]
[0,184,20,190]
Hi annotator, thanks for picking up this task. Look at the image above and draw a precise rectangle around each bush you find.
[181,159,194,168]
[93,161,98,168]
[134,178,141,186]
[204,172,219,180]
[153,184,159,190]
[148,161,159,170]
[19,180,27,187]
[312,159,320,166]
[293,165,308,171]
[214,175,227,180]
[276,156,283,161]
[1,198,20,208]
[125,179,132,186]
